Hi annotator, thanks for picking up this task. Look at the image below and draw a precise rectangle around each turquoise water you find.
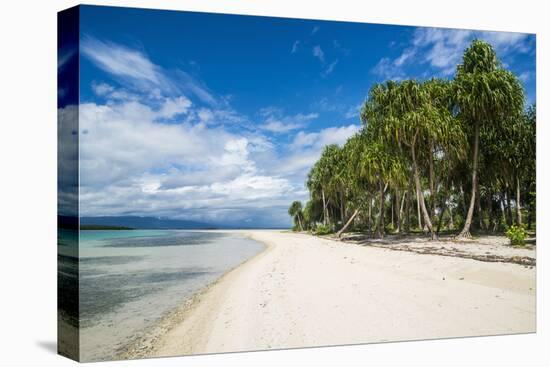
[79,229,172,244]
[60,230,265,361]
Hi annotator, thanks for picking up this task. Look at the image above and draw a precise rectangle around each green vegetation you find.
[506,225,527,246]
[314,224,332,236]
[288,40,535,240]
[288,200,305,231]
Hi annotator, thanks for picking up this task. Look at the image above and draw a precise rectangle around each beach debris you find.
[338,238,536,266]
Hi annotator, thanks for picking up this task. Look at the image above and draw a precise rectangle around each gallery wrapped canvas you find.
[58,5,536,362]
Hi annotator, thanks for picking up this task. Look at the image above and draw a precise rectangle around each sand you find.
[141,230,535,358]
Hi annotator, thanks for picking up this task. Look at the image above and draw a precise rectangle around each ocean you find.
[58,229,265,361]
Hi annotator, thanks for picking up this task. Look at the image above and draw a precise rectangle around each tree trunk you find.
[416,189,422,230]
[396,190,403,233]
[458,122,480,238]
[391,191,395,230]
[436,186,448,235]
[486,190,494,232]
[340,190,345,226]
[516,176,522,226]
[436,206,446,235]
[460,184,468,218]
[448,181,455,230]
[476,190,484,231]
[297,214,303,231]
[337,209,360,238]
[411,142,435,239]
[500,192,507,229]
[368,196,372,235]
[405,186,411,233]
[429,139,435,221]
[377,180,385,238]
[527,198,533,230]
[505,188,513,226]
[321,189,327,225]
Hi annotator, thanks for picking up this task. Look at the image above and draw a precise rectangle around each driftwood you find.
[324,234,536,267]
[365,243,536,266]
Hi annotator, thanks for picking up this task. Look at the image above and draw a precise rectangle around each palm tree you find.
[335,133,368,237]
[348,129,405,238]
[454,40,524,238]
[362,79,462,239]
[288,201,304,231]
[306,145,341,227]
[296,39,534,239]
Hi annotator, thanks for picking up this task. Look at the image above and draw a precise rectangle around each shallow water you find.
[59,230,264,362]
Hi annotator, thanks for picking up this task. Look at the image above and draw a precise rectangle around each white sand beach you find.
[130,230,535,358]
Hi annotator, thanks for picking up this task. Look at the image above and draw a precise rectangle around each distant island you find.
[78,216,287,230]
[80,216,216,230]
[80,224,134,230]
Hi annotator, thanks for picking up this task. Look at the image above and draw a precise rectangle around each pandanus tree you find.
[523,105,537,228]
[423,78,468,229]
[302,199,322,230]
[306,144,341,227]
[323,144,349,226]
[335,133,370,237]
[288,201,304,231]
[482,105,536,226]
[294,39,534,238]
[348,129,406,238]
[306,160,326,225]
[508,108,536,226]
[362,79,463,239]
[454,40,525,238]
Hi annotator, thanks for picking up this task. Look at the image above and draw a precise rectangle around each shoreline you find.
[127,230,536,359]
[119,231,273,360]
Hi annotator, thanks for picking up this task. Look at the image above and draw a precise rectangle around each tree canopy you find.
[289,39,535,240]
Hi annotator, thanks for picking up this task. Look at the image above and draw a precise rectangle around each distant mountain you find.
[79,216,217,229]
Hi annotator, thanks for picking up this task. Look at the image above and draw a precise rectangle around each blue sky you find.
[71,5,536,227]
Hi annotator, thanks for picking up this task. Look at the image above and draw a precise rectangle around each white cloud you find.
[291,40,300,54]
[81,36,165,87]
[372,27,533,78]
[412,28,474,75]
[261,120,303,133]
[58,46,76,71]
[311,26,320,35]
[291,124,360,151]
[518,71,533,83]
[173,69,217,106]
[91,82,115,96]
[273,124,360,178]
[77,97,304,225]
[91,82,140,101]
[372,57,407,80]
[78,36,366,226]
[82,36,218,106]
[312,45,325,63]
[58,105,79,217]
[259,111,319,134]
[198,108,214,123]
[322,59,339,77]
[210,173,291,200]
[157,96,192,119]
[480,31,531,53]
[344,103,363,119]
[393,48,416,67]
